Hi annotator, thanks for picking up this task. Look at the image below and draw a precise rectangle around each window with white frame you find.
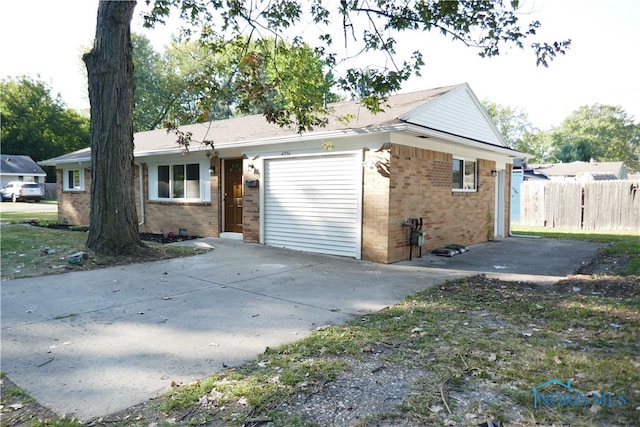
[156,163,201,200]
[452,158,477,191]
[63,168,84,190]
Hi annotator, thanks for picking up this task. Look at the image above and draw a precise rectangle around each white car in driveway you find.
[0,181,44,202]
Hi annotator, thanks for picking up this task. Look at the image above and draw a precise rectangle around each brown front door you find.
[224,159,243,233]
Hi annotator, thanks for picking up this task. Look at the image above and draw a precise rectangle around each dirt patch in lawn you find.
[0,223,208,281]
[561,249,639,300]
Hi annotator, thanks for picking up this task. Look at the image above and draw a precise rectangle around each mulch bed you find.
[139,232,200,244]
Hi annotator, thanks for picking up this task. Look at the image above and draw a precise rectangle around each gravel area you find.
[282,354,423,426]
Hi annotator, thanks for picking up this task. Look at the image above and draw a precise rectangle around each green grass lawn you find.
[0,224,90,279]
[0,210,58,223]
[0,212,209,280]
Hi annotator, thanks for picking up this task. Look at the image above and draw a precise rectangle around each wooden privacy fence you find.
[519,180,640,232]
[44,183,57,200]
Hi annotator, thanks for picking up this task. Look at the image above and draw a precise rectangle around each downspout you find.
[509,228,540,238]
[135,162,145,226]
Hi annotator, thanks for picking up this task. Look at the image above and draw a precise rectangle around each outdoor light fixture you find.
[209,166,216,175]
[491,169,498,177]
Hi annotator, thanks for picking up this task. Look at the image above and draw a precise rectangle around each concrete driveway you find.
[0,237,604,420]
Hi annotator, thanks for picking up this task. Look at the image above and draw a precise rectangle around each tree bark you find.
[83,0,144,255]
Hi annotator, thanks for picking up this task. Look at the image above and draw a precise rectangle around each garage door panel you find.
[266,221,357,233]
[267,224,357,237]
[266,197,357,205]
[267,172,353,179]
[265,186,357,194]
[265,237,357,256]
[264,154,361,258]
[266,223,358,239]
[266,209,359,223]
[267,238,358,250]
[267,197,359,205]
[265,205,359,216]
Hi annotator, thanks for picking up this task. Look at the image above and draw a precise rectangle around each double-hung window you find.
[63,168,83,191]
[157,163,201,200]
[452,158,477,191]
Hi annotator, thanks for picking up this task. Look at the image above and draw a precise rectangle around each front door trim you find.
[223,158,244,233]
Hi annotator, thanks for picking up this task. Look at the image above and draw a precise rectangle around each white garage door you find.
[264,153,362,258]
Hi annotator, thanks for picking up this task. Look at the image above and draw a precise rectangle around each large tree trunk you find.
[83,1,144,255]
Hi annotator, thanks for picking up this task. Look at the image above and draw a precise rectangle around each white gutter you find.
[135,162,145,226]
[43,120,533,165]
[39,157,91,166]
[401,123,532,159]
[209,122,531,158]
[132,128,372,157]
[509,229,540,238]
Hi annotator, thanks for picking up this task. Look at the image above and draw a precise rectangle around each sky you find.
[1,0,638,131]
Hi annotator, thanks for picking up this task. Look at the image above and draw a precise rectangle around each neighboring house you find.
[0,154,47,188]
[531,160,628,182]
[40,83,527,263]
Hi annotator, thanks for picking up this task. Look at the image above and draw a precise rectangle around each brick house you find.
[41,83,524,263]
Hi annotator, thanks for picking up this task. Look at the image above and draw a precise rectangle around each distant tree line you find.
[0,76,90,181]
[485,101,640,172]
[131,33,340,133]
[2,37,638,185]
[0,33,340,181]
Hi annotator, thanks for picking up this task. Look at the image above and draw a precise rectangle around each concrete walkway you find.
[0,237,604,420]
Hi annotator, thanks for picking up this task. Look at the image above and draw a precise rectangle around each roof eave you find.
[211,126,396,150]
[1,172,47,176]
[39,158,91,166]
[401,123,532,159]
[40,121,532,165]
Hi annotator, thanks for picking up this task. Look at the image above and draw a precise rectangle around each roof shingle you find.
[1,154,47,175]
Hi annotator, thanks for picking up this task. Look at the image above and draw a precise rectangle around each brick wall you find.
[138,161,220,237]
[140,202,218,237]
[57,169,91,225]
[242,159,260,243]
[361,148,391,263]
[383,144,497,263]
[58,160,222,238]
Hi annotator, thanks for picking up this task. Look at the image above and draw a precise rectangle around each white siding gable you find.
[399,83,506,147]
